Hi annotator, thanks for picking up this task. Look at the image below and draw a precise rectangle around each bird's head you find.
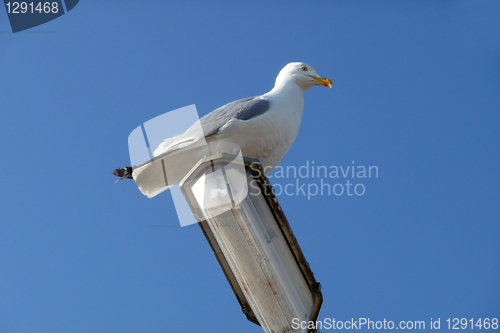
[275,62,332,92]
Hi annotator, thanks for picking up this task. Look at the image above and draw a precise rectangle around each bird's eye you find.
[301,66,308,71]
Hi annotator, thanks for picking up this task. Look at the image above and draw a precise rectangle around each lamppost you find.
[180,153,323,333]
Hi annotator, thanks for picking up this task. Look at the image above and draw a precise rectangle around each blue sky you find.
[0,1,499,332]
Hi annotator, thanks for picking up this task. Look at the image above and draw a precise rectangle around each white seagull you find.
[113,62,332,198]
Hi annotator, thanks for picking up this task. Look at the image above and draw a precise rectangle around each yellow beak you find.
[308,75,333,88]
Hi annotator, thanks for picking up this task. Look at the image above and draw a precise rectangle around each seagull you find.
[113,62,332,198]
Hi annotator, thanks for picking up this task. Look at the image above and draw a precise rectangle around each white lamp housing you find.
[180,154,322,333]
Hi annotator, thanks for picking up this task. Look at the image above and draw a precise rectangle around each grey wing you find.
[200,96,271,137]
[153,96,270,157]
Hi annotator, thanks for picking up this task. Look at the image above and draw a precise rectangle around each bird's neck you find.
[264,80,305,127]
[265,80,305,97]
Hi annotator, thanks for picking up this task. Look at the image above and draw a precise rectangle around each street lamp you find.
[180,153,323,333]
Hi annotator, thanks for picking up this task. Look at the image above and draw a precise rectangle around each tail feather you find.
[112,167,133,183]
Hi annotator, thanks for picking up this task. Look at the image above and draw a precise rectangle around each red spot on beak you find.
[323,81,330,87]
